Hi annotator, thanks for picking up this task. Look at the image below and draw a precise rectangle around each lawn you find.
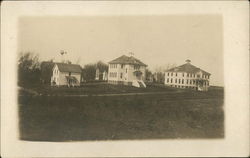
[18,84,224,141]
[19,82,184,95]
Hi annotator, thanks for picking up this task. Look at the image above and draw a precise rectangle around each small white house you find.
[51,63,82,87]
[165,60,211,91]
[108,55,147,88]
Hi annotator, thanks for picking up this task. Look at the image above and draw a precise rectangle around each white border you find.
[1,1,249,157]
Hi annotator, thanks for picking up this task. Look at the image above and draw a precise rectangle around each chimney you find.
[128,52,134,57]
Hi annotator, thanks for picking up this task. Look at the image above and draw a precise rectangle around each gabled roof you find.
[109,55,147,66]
[167,63,211,75]
[55,63,82,73]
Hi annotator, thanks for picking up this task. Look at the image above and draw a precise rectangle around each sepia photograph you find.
[1,1,249,157]
[18,15,224,141]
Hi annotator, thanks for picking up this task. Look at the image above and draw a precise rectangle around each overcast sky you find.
[18,15,223,86]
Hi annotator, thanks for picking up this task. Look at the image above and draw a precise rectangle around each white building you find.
[165,60,211,91]
[108,55,147,88]
[51,63,82,87]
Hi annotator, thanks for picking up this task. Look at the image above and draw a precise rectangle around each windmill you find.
[60,50,67,63]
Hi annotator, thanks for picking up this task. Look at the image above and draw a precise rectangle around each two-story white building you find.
[51,63,82,87]
[108,55,147,88]
[165,60,211,91]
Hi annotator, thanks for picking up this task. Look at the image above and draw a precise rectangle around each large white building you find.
[165,60,211,91]
[108,55,147,88]
[51,63,82,87]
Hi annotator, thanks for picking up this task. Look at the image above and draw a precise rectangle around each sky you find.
[18,15,223,86]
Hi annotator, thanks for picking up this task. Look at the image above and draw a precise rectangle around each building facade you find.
[108,55,147,88]
[51,63,82,87]
[165,60,211,91]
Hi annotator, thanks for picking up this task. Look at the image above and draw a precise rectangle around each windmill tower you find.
[60,50,67,63]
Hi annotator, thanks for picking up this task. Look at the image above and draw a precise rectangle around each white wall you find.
[108,63,146,82]
[165,71,210,89]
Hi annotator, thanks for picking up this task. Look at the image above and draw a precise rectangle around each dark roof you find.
[55,63,82,73]
[109,55,147,66]
[167,63,211,75]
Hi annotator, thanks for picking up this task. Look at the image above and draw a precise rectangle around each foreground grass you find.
[19,87,224,141]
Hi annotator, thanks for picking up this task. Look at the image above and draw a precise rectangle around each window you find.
[171,72,173,76]
[190,80,192,84]
[176,73,177,77]
[179,79,181,84]
[182,79,184,84]
[167,73,169,76]
[121,64,124,68]
[186,79,189,84]
[171,78,172,83]
[197,74,200,78]
[167,78,169,83]
[175,79,177,83]
[120,73,123,79]
[187,73,189,77]
[193,80,195,84]
[183,73,184,77]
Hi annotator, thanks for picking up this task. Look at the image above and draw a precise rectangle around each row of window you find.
[110,64,141,70]
[166,72,209,79]
[109,72,117,78]
[166,78,209,86]
[170,85,198,89]
[110,64,118,68]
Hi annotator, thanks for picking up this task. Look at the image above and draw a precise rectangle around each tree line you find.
[18,52,176,87]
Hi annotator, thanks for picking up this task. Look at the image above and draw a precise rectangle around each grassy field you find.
[18,84,224,141]
[20,82,183,95]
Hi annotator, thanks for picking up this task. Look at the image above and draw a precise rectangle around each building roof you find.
[167,62,211,75]
[55,63,82,73]
[108,55,147,66]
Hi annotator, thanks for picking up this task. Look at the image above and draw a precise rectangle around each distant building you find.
[153,72,165,83]
[51,63,82,87]
[165,60,211,91]
[95,68,108,81]
[108,55,147,88]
